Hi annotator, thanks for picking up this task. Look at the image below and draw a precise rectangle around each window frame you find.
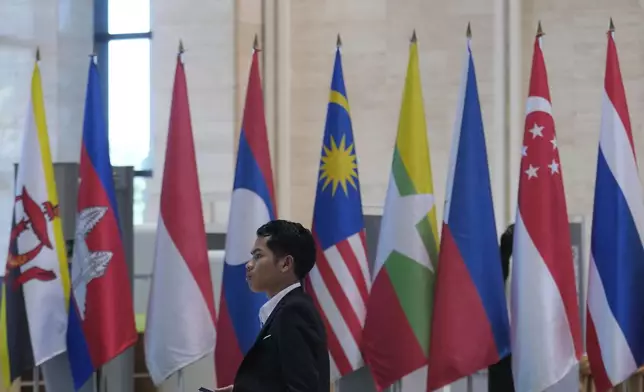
[94,0,153,178]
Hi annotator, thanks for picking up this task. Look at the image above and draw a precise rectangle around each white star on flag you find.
[522,145,528,157]
[525,164,539,179]
[548,159,559,174]
[529,123,544,139]
[374,177,435,275]
[550,137,557,150]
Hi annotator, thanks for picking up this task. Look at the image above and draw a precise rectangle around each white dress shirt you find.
[258,282,301,326]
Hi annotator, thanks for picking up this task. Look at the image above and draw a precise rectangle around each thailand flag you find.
[586,21,644,392]
[427,31,510,390]
[67,56,138,389]
[215,45,277,387]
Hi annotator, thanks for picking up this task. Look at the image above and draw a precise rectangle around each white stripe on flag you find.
[599,91,644,246]
[308,266,362,371]
[323,244,366,322]
[587,255,637,384]
[511,213,577,391]
[19,99,67,366]
[145,218,216,385]
[346,233,371,292]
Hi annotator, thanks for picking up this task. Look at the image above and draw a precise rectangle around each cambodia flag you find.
[67,56,138,389]
[427,31,510,390]
[215,44,277,387]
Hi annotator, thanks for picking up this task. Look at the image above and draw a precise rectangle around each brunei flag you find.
[362,32,439,391]
[0,49,71,387]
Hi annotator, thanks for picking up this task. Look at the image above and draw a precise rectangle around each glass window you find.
[108,0,150,34]
[108,38,151,224]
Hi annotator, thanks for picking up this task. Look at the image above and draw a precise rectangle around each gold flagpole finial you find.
[411,29,417,43]
[178,40,185,54]
[253,34,259,51]
[466,22,472,39]
[609,17,615,33]
[36,47,41,62]
[536,21,545,37]
[336,34,342,48]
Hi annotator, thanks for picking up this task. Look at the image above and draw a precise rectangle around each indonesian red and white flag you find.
[510,29,582,391]
[144,47,217,385]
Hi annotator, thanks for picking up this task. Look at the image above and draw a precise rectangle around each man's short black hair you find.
[256,220,317,280]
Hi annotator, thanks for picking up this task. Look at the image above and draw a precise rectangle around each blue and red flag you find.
[215,46,277,387]
[305,40,370,381]
[427,33,510,390]
[67,56,138,389]
[586,22,644,392]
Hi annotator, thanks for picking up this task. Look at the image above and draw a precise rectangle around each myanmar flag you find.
[362,33,438,392]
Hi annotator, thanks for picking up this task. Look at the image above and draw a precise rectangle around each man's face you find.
[246,236,285,294]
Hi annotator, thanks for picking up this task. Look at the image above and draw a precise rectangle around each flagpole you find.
[177,368,184,392]
[32,366,39,392]
[466,375,473,392]
[465,24,474,392]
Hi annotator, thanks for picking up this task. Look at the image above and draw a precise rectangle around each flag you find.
[586,21,644,392]
[215,43,277,387]
[0,51,71,386]
[305,41,369,381]
[362,33,438,391]
[144,45,217,385]
[427,30,511,390]
[66,56,138,389]
[510,26,582,391]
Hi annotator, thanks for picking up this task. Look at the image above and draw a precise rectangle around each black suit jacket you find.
[232,287,330,392]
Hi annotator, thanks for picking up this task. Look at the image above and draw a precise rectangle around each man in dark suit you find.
[488,223,515,391]
[216,220,330,392]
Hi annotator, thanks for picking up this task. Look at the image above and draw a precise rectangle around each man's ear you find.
[281,255,294,273]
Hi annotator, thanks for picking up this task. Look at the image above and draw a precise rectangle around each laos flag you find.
[215,46,277,387]
[427,32,511,390]
[67,56,138,390]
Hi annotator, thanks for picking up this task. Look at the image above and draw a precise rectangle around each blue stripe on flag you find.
[82,59,121,232]
[67,294,94,390]
[223,128,275,354]
[448,49,510,355]
[591,149,644,364]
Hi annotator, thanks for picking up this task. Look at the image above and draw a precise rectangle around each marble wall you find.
[144,0,236,232]
[0,0,92,273]
[284,0,502,228]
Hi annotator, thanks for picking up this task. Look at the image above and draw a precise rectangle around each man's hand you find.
[214,386,233,392]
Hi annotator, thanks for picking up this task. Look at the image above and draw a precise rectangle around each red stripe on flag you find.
[605,34,636,159]
[159,58,216,326]
[586,311,613,392]
[335,239,369,304]
[362,270,427,391]
[313,237,363,346]
[214,295,244,387]
[242,50,277,214]
[305,276,353,375]
[428,225,500,390]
